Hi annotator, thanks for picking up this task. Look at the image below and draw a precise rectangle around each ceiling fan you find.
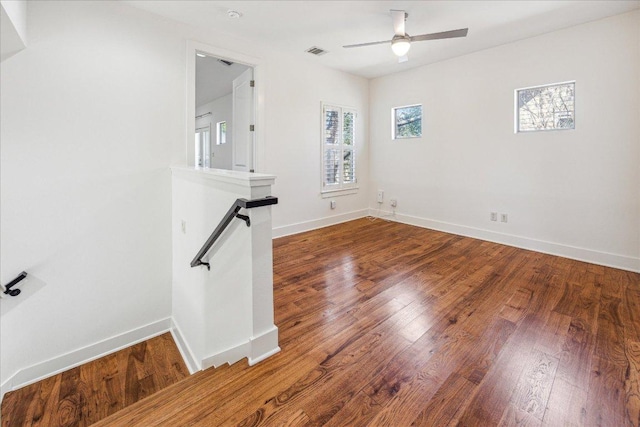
[343,10,468,63]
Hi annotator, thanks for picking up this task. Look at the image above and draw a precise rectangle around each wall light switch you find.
[181,220,187,234]
[330,200,336,209]
[490,212,498,221]
[500,213,508,223]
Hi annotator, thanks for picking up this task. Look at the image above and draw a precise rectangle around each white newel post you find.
[170,166,279,372]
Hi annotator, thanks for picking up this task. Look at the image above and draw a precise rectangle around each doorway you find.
[195,54,253,171]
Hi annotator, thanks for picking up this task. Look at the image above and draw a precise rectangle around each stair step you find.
[1,332,188,426]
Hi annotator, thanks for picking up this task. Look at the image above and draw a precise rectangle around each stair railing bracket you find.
[3,271,27,297]
[235,213,250,227]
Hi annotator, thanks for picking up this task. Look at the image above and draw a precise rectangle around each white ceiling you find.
[196,55,249,106]
[125,1,640,79]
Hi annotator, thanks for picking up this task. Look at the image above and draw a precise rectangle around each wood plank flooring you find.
[1,333,188,426]
[4,218,640,426]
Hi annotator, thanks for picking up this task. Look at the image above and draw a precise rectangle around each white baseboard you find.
[369,209,640,273]
[202,341,250,370]
[272,209,369,238]
[170,318,201,374]
[201,325,280,370]
[1,317,172,400]
[0,316,277,402]
[249,326,280,366]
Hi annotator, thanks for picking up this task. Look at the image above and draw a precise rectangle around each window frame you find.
[195,125,211,168]
[321,102,358,197]
[392,104,423,140]
[216,121,227,145]
[514,80,576,133]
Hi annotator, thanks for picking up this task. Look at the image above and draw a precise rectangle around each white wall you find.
[0,0,370,392]
[369,11,640,271]
[265,55,370,236]
[196,93,233,170]
[0,0,184,390]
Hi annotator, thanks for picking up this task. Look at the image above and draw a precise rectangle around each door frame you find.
[186,40,264,172]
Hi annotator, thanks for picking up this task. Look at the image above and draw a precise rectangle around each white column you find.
[170,166,279,372]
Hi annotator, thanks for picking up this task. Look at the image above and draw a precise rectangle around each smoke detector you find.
[227,10,242,19]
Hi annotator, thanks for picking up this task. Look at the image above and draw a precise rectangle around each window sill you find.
[321,187,359,198]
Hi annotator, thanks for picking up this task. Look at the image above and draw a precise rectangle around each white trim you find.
[170,318,200,374]
[171,165,275,188]
[250,347,281,366]
[1,318,172,400]
[320,187,359,198]
[368,209,640,273]
[201,325,280,369]
[0,382,9,405]
[248,326,280,366]
[514,79,576,92]
[202,341,251,370]
[272,209,369,238]
[186,40,265,172]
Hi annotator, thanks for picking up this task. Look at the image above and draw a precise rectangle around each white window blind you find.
[322,104,357,192]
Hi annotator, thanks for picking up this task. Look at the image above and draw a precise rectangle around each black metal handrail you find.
[191,196,278,270]
[3,271,27,297]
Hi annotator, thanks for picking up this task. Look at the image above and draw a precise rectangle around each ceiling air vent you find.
[218,59,234,66]
[306,46,328,56]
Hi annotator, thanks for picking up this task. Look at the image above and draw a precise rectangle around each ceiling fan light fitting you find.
[391,37,411,57]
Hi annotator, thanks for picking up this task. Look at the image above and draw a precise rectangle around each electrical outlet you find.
[490,212,497,221]
[377,190,384,203]
[501,213,508,223]
[330,200,336,209]
[390,199,397,208]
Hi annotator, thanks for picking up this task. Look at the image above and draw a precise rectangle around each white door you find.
[195,126,211,168]
[232,68,254,172]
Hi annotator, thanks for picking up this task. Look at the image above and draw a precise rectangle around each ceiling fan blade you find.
[391,9,406,36]
[343,40,392,48]
[411,28,468,42]
[398,55,409,63]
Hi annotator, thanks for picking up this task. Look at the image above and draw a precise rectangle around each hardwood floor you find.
[1,333,188,426]
[4,218,640,426]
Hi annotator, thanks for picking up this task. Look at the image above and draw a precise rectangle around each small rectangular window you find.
[322,104,357,193]
[516,81,575,132]
[393,104,422,139]
[216,121,227,145]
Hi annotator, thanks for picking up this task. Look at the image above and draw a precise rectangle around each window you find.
[322,104,357,193]
[393,104,422,139]
[516,81,575,132]
[216,121,227,145]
